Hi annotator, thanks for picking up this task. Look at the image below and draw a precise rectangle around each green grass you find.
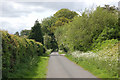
[2,30,46,78]
[33,56,49,78]
[65,54,118,80]
[65,39,119,79]
[9,56,49,78]
[58,52,63,54]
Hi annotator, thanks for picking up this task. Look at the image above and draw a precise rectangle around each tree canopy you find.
[14,31,19,36]
[54,8,78,19]
[55,6,119,51]
[20,29,31,37]
[29,20,44,44]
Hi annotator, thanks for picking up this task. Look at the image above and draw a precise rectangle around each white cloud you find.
[0,0,119,34]
[0,8,56,34]
[1,0,119,3]
[0,1,57,34]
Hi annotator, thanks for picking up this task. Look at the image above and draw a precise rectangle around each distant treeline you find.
[14,5,119,52]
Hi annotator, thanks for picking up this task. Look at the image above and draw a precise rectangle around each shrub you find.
[1,30,45,78]
[55,6,118,52]
[66,39,119,78]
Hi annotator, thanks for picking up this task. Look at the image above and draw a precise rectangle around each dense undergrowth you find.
[55,7,119,52]
[66,39,119,78]
[56,6,119,78]
[9,56,49,78]
[1,30,46,79]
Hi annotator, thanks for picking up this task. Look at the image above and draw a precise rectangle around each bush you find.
[55,6,118,52]
[67,40,119,78]
[43,34,52,49]
[1,30,45,78]
[45,49,53,55]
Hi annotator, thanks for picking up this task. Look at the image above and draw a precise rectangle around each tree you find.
[103,5,117,13]
[14,31,19,36]
[41,9,78,51]
[20,29,31,37]
[41,16,56,35]
[41,9,78,34]
[29,20,44,44]
[55,6,119,52]
[54,8,78,19]
[43,34,52,49]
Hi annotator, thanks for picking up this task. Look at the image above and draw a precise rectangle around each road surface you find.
[47,52,98,78]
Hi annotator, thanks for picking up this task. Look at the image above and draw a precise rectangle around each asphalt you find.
[47,52,98,78]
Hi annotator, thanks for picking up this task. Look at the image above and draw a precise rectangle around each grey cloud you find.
[0,21,15,34]
[20,2,88,11]
[20,2,118,12]
[0,2,47,17]
[0,21,29,34]
[1,1,118,18]
[0,2,95,18]
[1,21,11,28]
[1,2,27,17]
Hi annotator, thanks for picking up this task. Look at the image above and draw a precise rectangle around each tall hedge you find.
[1,30,45,78]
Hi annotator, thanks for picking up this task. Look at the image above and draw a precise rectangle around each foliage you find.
[54,8,78,19]
[31,56,49,78]
[45,49,53,55]
[119,11,120,26]
[58,50,65,54]
[41,9,78,51]
[43,34,52,49]
[9,56,49,78]
[43,33,58,51]
[55,6,119,52]
[41,16,58,51]
[29,20,44,44]
[20,29,31,38]
[14,31,19,36]
[66,39,119,78]
[1,30,45,78]
[92,39,118,52]
[41,16,57,34]
[52,8,78,33]
[103,5,118,12]
[1,5,119,79]
[54,6,119,78]
[50,34,58,52]
[41,9,78,33]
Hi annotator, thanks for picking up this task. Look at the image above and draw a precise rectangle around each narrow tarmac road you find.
[47,52,98,78]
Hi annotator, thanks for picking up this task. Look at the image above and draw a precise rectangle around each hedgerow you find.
[1,30,45,78]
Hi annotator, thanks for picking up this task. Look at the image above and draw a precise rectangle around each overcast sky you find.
[0,0,119,34]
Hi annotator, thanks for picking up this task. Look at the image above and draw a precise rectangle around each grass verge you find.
[65,54,118,80]
[9,56,49,78]
[32,56,49,78]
